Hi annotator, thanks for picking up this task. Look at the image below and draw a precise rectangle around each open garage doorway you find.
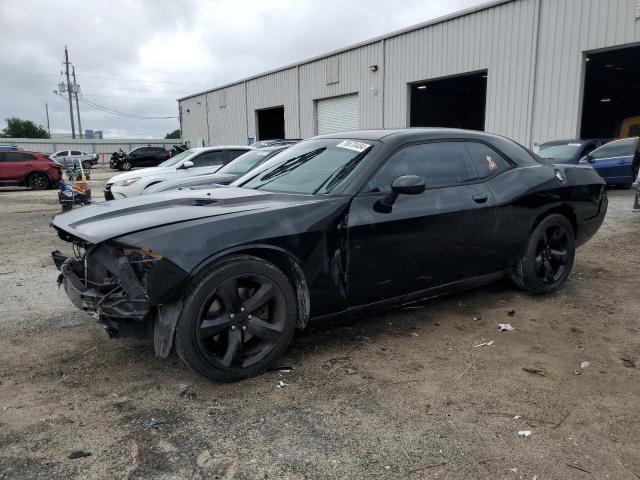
[409,71,487,130]
[256,106,285,140]
[581,45,640,139]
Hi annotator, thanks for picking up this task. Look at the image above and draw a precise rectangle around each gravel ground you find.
[0,169,639,479]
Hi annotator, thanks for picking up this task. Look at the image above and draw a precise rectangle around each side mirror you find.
[375,175,425,213]
[181,160,194,169]
[391,175,426,195]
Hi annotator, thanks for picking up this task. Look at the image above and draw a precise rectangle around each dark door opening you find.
[410,71,487,130]
[581,45,640,139]
[256,106,285,140]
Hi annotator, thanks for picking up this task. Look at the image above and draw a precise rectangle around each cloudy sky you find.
[0,0,486,139]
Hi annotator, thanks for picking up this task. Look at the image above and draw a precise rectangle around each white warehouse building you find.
[178,0,640,149]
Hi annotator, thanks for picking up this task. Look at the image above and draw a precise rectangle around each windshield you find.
[538,142,583,160]
[237,139,373,194]
[218,149,274,175]
[158,149,195,167]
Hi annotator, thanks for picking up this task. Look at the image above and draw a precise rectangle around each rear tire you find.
[511,213,575,294]
[175,255,297,382]
[28,172,51,190]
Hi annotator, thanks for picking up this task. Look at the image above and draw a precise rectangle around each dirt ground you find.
[0,167,638,479]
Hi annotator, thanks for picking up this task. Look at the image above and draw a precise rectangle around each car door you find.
[186,150,227,176]
[70,150,83,167]
[346,140,499,306]
[585,138,639,184]
[2,152,33,183]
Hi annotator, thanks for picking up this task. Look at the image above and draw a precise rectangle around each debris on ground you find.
[68,450,92,459]
[473,316,482,321]
[473,340,494,348]
[518,430,532,438]
[276,381,288,388]
[580,361,590,369]
[523,367,547,377]
[344,367,357,375]
[148,418,159,429]
[620,357,636,368]
[508,310,516,317]
[266,366,293,373]
[497,323,515,332]
[178,383,190,397]
[196,450,212,467]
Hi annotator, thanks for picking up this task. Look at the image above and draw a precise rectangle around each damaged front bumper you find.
[53,250,150,319]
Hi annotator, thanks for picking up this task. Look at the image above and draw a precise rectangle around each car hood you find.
[51,186,332,244]
[107,167,172,184]
[142,173,238,194]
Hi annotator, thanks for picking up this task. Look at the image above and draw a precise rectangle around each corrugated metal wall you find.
[179,94,209,147]
[530,0,640,146]
[207,83,248,145]
[383,0,537,143]
[246,67,299,139]
[3,138,181,155]
[179,0,640,148]
[299,42,383,136]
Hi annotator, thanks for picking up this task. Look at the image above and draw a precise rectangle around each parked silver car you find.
[50,150,99,169]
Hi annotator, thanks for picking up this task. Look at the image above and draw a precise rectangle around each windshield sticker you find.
[256,151,269,156]
[568,143,582,146]
[336,140,370,153]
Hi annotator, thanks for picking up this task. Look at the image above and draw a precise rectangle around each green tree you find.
[165,129,181,139]
[0,117,50,139]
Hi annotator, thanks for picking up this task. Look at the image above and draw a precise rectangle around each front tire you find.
[175,255,297,382]
[511,213,575,294]
[82,160,92,170]
[121,160,132,171]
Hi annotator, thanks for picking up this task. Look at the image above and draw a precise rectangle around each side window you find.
[192,151,226,167]
[5,152,34,162]
[227,150,248,162]
[70,150,82,156]
[591,139,636,160]
[0,152,5,162]
[364,142,477,193]
[464,142,511,178]
[55,151,68,157]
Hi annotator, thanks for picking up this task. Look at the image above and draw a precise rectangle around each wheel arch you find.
[531,204,578,237]
[192,245,311,329]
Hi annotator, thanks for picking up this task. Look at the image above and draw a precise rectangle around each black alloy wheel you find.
[534,224,570,284]
[175,255,297,382]
[28,172,51,190]
[512,213,575,294]
[82,160,92,170]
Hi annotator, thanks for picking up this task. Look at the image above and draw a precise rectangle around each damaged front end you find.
[52,232,188,357]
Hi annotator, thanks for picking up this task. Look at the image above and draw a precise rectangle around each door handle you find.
[617,161,627,165]
[472,193,488,204]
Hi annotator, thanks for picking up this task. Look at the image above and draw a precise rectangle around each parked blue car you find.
[579,137,639,189]
[538,138,609,164]
[0,145,19,151]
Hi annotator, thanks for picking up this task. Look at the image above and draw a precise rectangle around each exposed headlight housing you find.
[114,177,141,187]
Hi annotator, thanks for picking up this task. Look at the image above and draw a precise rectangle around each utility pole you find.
[64,45,76,139]
[72,65,83,138]
[45,102,51,137]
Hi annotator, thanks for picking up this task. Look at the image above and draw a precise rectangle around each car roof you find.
[312,128,514,143]
[189,146,252,152]
[540,138,609,146]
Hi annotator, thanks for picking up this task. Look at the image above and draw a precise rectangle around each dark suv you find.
[114,147,170,171]
[0,150,63,189]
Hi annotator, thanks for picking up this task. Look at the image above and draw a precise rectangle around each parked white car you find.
[104,146,251,200]
[50,150,99,169]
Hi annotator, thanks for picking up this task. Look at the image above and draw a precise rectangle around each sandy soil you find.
[0,169,639,479]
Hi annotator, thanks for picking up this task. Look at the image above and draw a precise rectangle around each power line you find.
[77,96,177,120]
[0,72,210,86]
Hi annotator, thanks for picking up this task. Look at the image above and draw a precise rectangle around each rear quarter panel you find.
[486,164,605,266]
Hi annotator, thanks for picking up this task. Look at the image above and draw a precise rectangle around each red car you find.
[0,150,63,189]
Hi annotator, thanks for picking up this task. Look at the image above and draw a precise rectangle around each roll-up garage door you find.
[316,94,359,135]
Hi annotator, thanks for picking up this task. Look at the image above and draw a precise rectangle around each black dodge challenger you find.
[51,129,607,382]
